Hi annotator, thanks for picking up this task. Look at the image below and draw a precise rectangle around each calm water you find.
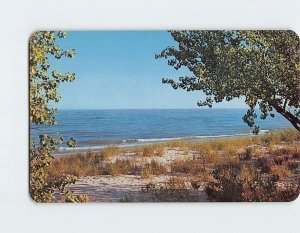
[30,109,292,151]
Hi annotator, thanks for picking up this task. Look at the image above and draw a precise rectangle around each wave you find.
[55,130,268,155]
[126,130,268,143]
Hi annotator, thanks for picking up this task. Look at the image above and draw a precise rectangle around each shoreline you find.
[54,131,268,156]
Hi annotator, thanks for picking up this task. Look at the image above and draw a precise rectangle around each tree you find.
[30,31,75,125]
[29,31,88,202]
[156,31,300,133]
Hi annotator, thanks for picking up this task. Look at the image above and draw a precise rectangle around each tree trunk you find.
[272,104,300,131]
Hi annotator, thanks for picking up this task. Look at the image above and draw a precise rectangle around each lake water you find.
[30,109,292,151]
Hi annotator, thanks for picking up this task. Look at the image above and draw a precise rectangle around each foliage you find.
[30,134,89,202]
[29,135,58,202]
[206,163,299,201]
[29,31,75,125]
[157,30,300,133]
[67,138,77,148]
[29,31,87,202]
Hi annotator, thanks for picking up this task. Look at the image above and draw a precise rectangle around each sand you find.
[66,148,208,202]
[69,175,208,202]
[61,140,299,202]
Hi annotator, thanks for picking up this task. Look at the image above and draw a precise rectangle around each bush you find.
[103,159,140,176]
[292,152,300,159]
[141,160,167,178]
[257,157,272,173]
[274,185,300,202]
[239,147,253,160]
[272,148,292,157]
[271,166,292,179]
[30,136,90,203]
[171,159,204,175]
[205,163,296,201]
[287,161,299,170]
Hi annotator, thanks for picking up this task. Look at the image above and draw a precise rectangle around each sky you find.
[51,31,246,109]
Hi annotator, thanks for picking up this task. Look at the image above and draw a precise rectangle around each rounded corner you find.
[287,191,300,203]
[28,190,39,203]
[28,30,43,44]
[287,30,300,42]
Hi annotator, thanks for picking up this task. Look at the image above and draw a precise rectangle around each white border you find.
[0,0,299,232]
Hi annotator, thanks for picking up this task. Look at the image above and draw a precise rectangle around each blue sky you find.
[51,31,246,109]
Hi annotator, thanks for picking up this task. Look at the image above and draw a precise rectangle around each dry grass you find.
[125,144,166,157]
[171,159,204,175]
[99,146,120,160]
[271,165,292,179]
[48,129,300,202]
[141,160,167,179]
[140,177,201,202]
[48,151,168,178]
[141,145,165,157]
[49,129,299,178]
[155,146,164,157]
[47,152,102,177]
[239,147,254,160]
[164,140,187,149]
[205,162,299,202]
[261,129,300,145]
[103,159,140,176]
[142,146,154,157]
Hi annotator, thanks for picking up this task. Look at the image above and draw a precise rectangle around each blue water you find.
[30,109,292,150]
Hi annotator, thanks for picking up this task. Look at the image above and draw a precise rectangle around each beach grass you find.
[48,128,300,202]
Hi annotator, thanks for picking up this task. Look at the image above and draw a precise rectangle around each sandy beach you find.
[55,147,209,202]
[69,175,208,202]
[47,131,300,202]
